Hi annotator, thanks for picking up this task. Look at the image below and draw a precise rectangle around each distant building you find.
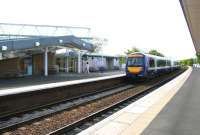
[82,53,120,72]
[56,52,121,73]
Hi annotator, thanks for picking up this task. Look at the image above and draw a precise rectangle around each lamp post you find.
[35,42,40,47]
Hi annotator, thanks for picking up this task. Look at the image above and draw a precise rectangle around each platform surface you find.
[0,71,125,96]
[0,70,124,90]
[78,68,192,135]
[142,67,200,135]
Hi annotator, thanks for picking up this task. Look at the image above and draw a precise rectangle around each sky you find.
[0,0,196,60]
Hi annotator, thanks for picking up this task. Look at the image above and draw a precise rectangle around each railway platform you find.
[141,67,200,135]
[0,70,126,126]
[0,70,124,91]
[78,67,193,135]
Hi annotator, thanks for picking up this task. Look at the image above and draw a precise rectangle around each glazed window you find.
[166,60,171,66]
[157,60,166,67]
[127,57,143,66]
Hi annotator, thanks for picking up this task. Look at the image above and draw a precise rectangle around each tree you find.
[148,49,164,57]
[180,60,186,66]
[90,38,108,53]
[196,52,200,63]
[125,47,140,54]
[188,58,194,65]
[180,58,194,66]
[117,55,126,65]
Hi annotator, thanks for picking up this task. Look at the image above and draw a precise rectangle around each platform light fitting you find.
[2,45,8,51]
[59,39,63,44]
[35,42,40,47]
[83,43,86,46]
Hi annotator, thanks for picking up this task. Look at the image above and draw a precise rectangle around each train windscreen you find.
[127,57,143,66]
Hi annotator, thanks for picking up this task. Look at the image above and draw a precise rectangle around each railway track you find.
[48,69,185,135]
[0,83,133,133]
[1,69,185,135]
[0,75,126,118]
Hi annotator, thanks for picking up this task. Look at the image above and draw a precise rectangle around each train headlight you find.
[128,67,143,74]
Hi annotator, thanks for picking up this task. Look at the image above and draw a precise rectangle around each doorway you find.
[68,57,78,73]
[21,57,33,76]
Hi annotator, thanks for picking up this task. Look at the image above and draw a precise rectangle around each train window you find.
[157,60,166,67]
[168,60,171,66]
[127,57,143,66]
[149,58,155,67]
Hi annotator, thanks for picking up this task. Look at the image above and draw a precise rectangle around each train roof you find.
[128,52,171,61]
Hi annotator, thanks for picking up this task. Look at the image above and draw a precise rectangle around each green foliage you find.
[125,47,140,54]
[180,58,194,66]
[148,49,164,57]
[91,38,108,53]
[196,52,200,63]
[118,55,126,65]
[125,47,165,57]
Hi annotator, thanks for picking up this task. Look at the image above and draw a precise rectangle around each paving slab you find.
[141,67,200,135]
[0,70,124,90]
[78,68,192,135]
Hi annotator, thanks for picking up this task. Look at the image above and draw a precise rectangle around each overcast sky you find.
[0,0,196,59]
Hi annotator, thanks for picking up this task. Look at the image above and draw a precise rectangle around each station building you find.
[56,52,120,73]
[82,53,120,72]
[0,23,122,78]
[0,36,93,78]
[0,23,94,78]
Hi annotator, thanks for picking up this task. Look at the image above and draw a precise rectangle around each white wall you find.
[82,56,108,72]
[113,58,120,67]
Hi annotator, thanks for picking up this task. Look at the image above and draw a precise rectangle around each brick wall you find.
[32,53,57,75]
[32,53,43,75]
[0,58,22,78]
[0,52,57,78]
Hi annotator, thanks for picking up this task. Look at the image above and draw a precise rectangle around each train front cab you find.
[126,53,147,79]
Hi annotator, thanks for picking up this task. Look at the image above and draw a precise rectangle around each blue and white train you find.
[126,52,180,78]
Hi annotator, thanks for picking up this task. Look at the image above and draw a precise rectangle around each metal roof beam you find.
[0,23,90,31]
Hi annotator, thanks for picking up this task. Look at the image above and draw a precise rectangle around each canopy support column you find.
[44,47,48,76]
[78,50,82,73]
[0,53,2,60]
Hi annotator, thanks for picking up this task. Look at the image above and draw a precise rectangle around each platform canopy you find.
[0,35,93,52]
[180,0,200,53]
[0,23,94,58]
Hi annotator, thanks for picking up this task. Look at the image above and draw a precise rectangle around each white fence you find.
[193,64,200,68]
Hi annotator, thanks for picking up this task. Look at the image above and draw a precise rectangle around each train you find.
[126,52,180,78]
